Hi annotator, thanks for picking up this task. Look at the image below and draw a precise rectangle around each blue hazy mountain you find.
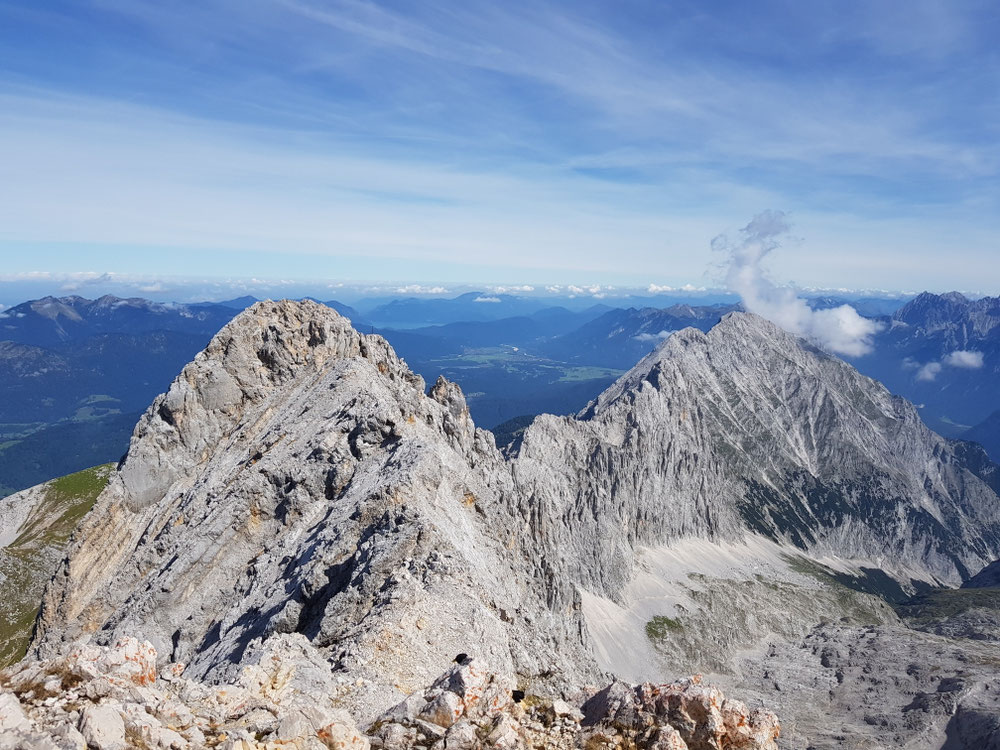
[0,297,243,494]
[844,292,1000,437]
[535,303,738,368]
[0,295,237,348]
[359,292,557,328]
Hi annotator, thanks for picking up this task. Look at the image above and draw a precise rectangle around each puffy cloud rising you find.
[714,211,880,357]
[916,361,943,381]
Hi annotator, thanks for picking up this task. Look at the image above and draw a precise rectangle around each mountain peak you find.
[537,308,1000,588]
[940,291,970,305]
[31,299,598,721]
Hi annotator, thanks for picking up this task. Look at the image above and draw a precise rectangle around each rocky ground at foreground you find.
[0,637,779,750]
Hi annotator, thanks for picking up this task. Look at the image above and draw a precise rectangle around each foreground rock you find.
[0,637,778,750]
[370,659,778,749]
[0,636,367,750]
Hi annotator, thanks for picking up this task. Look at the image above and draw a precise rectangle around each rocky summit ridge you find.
[515,311,1000,596]
[4,299,1000,748]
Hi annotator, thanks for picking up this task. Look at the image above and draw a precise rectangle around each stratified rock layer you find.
[514,312,1000,600]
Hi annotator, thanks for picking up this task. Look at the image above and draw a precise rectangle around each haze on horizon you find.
[1,1,998,292]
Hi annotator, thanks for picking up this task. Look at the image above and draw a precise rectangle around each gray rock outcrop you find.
[514,312,1000,598]
[31,300,597,721]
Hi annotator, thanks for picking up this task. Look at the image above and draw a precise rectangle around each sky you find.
[1,0,998,295]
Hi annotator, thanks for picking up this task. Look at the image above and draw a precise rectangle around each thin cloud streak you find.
[0,1,999,289]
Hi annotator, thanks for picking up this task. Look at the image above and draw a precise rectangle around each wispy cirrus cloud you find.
[1,1,999,290]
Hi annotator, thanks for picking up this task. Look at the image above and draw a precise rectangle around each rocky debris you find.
[720,619,1000,749]
[369,661,778,750]
[1,638,777,750]
[0,636,368,750]
[581,677,780,750]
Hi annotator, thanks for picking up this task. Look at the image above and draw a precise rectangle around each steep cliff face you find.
[31,300,597,721]
[891,291,1000,341]
[514,312,1000,598]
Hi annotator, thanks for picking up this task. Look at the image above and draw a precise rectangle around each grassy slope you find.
[0,464,112,666]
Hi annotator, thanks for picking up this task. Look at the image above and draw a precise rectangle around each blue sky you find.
[1,0,998,293]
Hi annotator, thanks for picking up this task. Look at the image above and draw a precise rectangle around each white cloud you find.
[648,284,674,293]
[489,285,535,293]
[943,349,984,369]
[715,211,881,357]
[912,348,984,381]
[567,284,607,297]
[473,295,501,303]
[634,330,673,342]
[916,361,943,381]
[394,284,448,295]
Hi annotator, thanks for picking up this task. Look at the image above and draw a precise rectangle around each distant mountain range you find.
[842,291,1000,442]
[532,303,738,368]
[0,297,240,495]
[2,289,997,496]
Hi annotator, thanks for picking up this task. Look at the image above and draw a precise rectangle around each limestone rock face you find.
[31,300,596,721]
[513,312,1000,598]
